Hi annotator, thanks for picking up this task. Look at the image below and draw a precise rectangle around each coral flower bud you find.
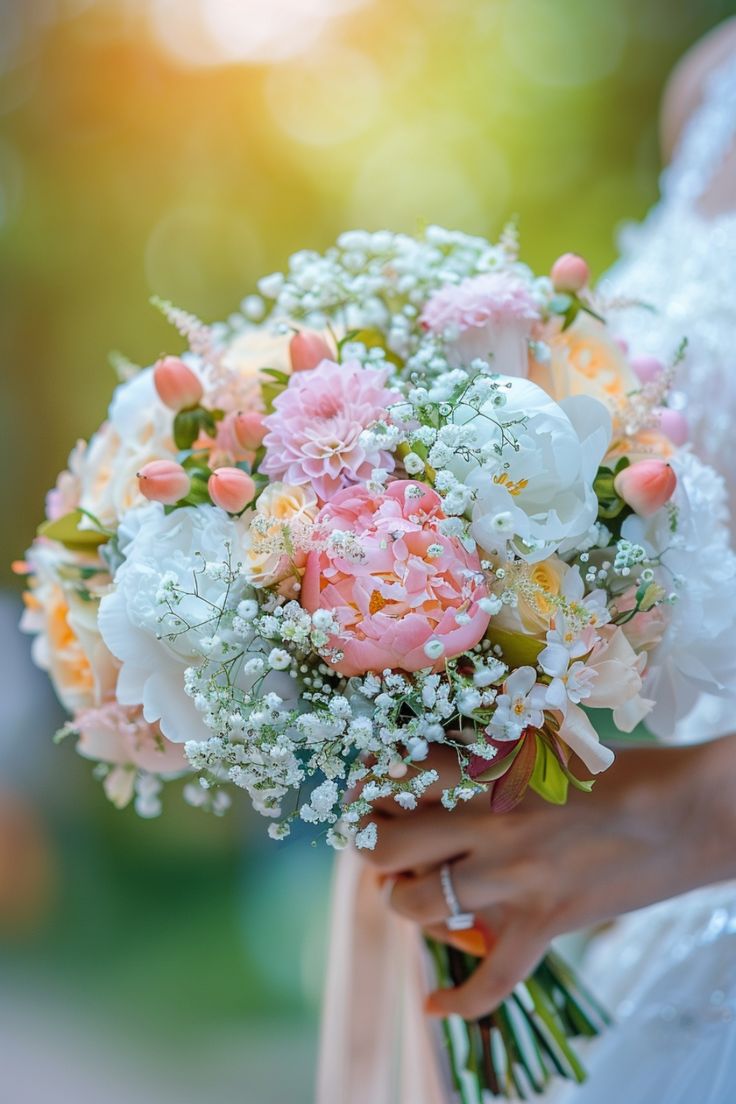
[631,355,664,385]
[614,460,677,517]
[653,406,689,446]
[289,331,333,373]
[232,410,266,451]
[550,253,590,293]
[153,356,203,411]
[208,467,256,513]
[137,460,190,505]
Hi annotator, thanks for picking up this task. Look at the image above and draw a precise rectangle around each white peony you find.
[456,376,611,563]
[75,369,175,530]
[98,503,256,744]
[621,452,736,739]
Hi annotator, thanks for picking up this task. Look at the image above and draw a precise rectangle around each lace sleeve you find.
[661,55,736,209]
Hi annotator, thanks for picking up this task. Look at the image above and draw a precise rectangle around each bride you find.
[318,19,736,1104]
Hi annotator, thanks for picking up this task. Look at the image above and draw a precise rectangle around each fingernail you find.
[424,992,446,1017]
[448,927,489,958]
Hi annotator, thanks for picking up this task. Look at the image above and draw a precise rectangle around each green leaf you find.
[261,367,290,384]
[173,409,202,450]
[485,627,543,669]
[529,733,569,805]
[38,510,109,550]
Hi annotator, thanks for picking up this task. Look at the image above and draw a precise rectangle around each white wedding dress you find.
[317,54,736,1104]
[547,51,736,1104]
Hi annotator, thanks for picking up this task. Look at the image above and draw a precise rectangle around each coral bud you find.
[137,460,190,505]
[550,253,590,293]
[232,410,266,451]
[653,406,689,446]
[214,411,266,462]
[614,460,677,517]
[208,467,256,513]
[153,356,203,411]
[289,331,333,373]
[631,355,664,385]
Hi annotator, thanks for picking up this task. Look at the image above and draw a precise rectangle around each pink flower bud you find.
[153,356,203,411]
[214,411,266,462]
[653,406,689,446]
[208,467,256,513]
[289,331,333,373]
[137,460,190,505]
[630,355,664,386]
[232,411,266,451]
[550,253,590,293]
[614,460,677,517]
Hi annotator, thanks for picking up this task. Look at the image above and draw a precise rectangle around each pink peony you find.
[75,702,187,774]
[421,272,540,376]
[260,359,401,501]
[301,481,491,676]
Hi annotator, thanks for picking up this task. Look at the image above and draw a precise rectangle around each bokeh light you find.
[150,0,370,66]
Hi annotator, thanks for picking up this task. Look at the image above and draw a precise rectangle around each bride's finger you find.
[424,920,548,1020]
[366,744,486,815]
[360,807,475,874]
[388,857,514,925]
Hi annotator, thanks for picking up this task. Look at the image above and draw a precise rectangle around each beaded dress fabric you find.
[549,54,736,1104]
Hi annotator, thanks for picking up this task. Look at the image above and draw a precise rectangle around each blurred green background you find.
[2,1,735,1100]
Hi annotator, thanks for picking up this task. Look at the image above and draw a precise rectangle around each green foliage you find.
[37,509,109,551]
[529,732,569,805]
[485,627,544,669]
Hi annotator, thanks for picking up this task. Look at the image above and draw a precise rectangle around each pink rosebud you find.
[208,467,256,513]
[153,356,203,411]
[614,460,677,517]
[289,331,333,373]
[137,460,190,505]
[631,355,664,386]
[653,406,689,446]
[232,410,266,451]
[550,253,590,293]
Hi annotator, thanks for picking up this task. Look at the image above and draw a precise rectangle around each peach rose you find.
[242,482,319,587]
[301,481,490,676]
[530,314,638,425]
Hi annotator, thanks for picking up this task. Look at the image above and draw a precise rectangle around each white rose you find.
[76,369,175,530]
[99,504,246,742]
[455,376,611,563]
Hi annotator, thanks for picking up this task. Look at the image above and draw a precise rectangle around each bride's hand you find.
[361,735,736,1019]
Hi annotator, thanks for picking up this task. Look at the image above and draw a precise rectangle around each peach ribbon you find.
[316,846,453,1104]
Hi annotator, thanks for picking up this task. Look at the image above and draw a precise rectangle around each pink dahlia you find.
[421,271,540,377]
[301,481,491,676]
[260,359,400,502]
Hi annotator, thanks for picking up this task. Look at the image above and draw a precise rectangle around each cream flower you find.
[457,377,611,563]
[242,482,318,587]
[65,369,175,531]
[21,541,115,714]
[529,313,638,421]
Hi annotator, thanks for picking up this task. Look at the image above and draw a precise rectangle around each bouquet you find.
[19,226,736,1098]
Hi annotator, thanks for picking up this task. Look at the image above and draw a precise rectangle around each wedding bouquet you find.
[19,226,736,1098]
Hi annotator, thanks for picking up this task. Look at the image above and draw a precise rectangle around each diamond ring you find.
[440,861,475,931]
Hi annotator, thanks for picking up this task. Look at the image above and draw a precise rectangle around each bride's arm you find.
[660,16,736,215]
[360,735,736,1019]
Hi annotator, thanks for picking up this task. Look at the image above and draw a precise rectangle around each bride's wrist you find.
[684,734,736,888]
